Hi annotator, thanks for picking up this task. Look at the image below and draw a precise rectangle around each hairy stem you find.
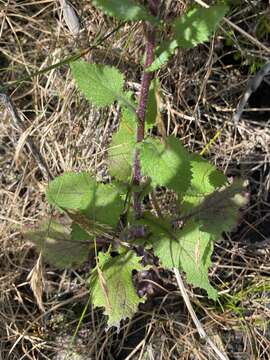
[133,0,160,218]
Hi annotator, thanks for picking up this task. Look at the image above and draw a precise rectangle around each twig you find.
[173,268,229,360]
[59,0,80,35]
[0,92,53,181]
[232,62,270,124]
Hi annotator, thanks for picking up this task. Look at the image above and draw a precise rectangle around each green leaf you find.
[180,154,247,236]
[189,154,227,195]
[47,172,124,229]
[88,249,146,330]
[71,222,90,242]
[148,5,228,71]
[24,220,90,268]
[107,82,157,181]
[147,40,178,72]
[173,5,228,47]
[108,107,136,181]
[47,172,94,210]
[152,219,217,299]
[190,179,248,237]
[71,61,132,108]
[145,79,159,130]
[181,154,227,210]
[139,211,173,239]
[140,136,191,194]
[92,0,159,25]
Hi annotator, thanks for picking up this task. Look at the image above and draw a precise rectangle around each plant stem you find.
[136,29,157,141]
[133,0,160,219]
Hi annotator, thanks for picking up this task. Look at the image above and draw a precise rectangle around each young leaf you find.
[47,172,124,228]
[92,0,159,25]
[139,136,191,194]
[108,107,136,181]
[71,61,132,108]
[107,84,157,181]
[148,5,228,71]
[88,249,146,330]
[152,219,217,299]
[173,5,228,48]
[145,79,159,130]
[24,220,90,268]
[147,40,178,72]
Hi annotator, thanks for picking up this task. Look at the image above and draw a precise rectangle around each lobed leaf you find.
[71,61,132,108]
[143,172,246,300]
[148,5,228,71]
[152,219,217,299]
[88,249,146,330]
[139,136,191,195]
[92,0,159,25]
[24,220,90,268]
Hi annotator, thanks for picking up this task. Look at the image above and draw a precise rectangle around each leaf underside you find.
[24,220,90,268]
[88,249,146,330]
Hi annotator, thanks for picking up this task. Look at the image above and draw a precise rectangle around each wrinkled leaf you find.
[152,219,217,299]
[88,249,146,330]
[24,220,90,268]
[181,153,227,209]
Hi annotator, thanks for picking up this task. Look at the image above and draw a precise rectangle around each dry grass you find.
[1,0,270,359]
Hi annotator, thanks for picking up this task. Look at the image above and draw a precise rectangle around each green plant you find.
[25,0,247,330]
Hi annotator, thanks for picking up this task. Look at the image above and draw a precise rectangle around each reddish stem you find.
[133,0,160,218]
